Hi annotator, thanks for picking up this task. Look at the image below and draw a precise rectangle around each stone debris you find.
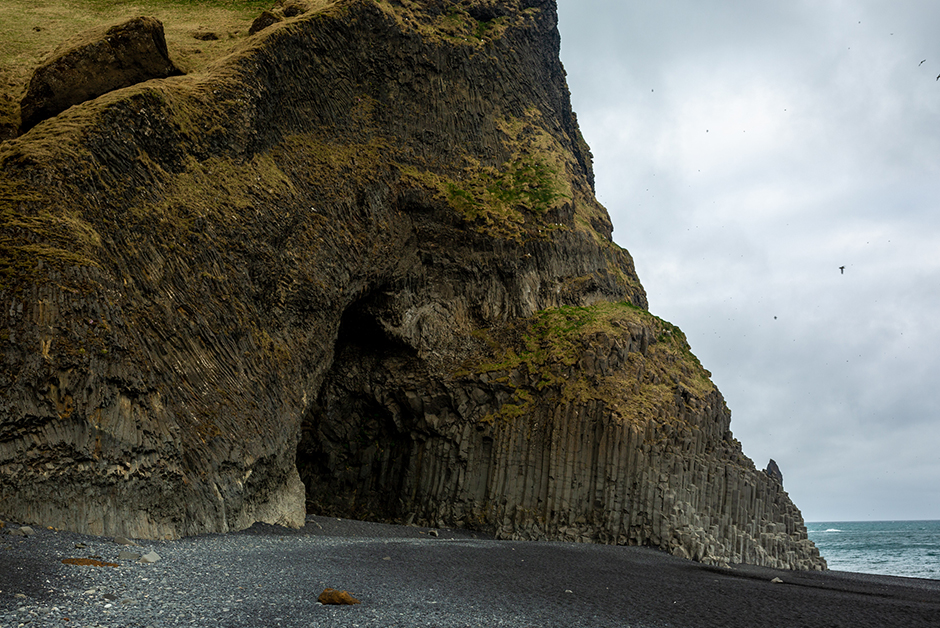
[317,588,361,605]
[7,526,35,537]
[249,0,312,35]
[114,536,139,546]
[140,550,161,563]
[191,29,220,41]
[249,10,281,35]
[771,577,784,584]
[62,558,119,567]
[117,550,142,560]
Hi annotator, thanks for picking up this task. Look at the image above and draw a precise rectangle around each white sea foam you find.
[808,520,940,579]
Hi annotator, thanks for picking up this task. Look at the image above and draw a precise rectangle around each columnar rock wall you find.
[0,0,642,539]
[301,303,825,570]
[0,0,825,570]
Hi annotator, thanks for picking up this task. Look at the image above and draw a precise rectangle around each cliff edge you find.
[0,0,825,570]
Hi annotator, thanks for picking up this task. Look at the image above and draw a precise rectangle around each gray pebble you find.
[140,550,161,563]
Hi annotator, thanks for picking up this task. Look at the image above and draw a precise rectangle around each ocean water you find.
[806,520,940,580]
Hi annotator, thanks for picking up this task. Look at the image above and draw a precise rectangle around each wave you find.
[824,528,841,532]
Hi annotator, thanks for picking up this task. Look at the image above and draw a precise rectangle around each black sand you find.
[1,516,938,627]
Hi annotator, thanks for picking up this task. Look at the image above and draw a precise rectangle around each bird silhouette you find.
[839,266,845,274]
[920,59,927,66]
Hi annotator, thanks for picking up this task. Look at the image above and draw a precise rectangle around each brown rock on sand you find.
[61,558,119,567]
[317,588,361,605]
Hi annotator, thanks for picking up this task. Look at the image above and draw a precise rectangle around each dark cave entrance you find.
[295,291,419,522]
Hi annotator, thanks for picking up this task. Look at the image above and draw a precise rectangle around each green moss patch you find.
[374,0,526,46]
[466,302,717,426]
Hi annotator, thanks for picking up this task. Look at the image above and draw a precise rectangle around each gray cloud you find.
[557,0,940,521]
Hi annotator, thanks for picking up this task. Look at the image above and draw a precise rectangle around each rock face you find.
[765,459,784,486]
[19,16,182,133]
[0,0,825,570]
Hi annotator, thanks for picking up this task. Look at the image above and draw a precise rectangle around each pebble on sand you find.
[62,558,120,567]
[318,588,361,605]
[140,551,161,563]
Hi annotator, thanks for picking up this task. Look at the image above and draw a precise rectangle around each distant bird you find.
[937,73,940,81]
[839,266,845,274]
[920,59,927,66]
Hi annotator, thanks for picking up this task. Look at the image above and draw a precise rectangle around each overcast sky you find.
[556,0,940,522]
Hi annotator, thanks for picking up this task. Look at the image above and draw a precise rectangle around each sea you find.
[806,520,940,580]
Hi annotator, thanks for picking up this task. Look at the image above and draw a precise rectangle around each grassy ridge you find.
[0,0,270,132]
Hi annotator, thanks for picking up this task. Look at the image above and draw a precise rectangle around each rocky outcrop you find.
[249,0,315,35]
[300,302,823,570]
[19,16,182,133]
[0,0,824,570]
[764,459,784,486]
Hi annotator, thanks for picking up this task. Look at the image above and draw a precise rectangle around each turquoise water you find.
[806,520,940,580]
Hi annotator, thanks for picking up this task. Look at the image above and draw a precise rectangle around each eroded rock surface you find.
[0,0,824,570]
[19,16,182,132]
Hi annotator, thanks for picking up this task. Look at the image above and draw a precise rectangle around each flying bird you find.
[920,59,926,66]
[839,266,845,274]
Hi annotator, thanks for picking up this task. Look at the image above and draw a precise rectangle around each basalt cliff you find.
[0,0,825,570]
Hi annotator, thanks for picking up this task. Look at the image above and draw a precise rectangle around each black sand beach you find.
[2,516,938,627]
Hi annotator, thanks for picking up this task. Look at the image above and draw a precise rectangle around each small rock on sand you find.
[318,588,361,605]
[140,551,161,564]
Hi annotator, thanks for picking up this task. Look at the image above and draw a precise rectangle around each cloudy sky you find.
[556,0,940,523]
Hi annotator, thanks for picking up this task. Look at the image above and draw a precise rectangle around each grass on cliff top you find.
[467,301,717,426]
[0,0,272,131]
[0,0,530,126]
[375,0,531,47]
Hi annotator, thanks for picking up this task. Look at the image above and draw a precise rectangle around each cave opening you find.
[295,289,418,522]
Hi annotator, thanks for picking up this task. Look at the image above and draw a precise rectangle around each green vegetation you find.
[400,157,568,241]
[443,157,566,227]
[467,301,716,426]
[473,301,643,377]
[441,5,508,43]
[397,107,577,241]
[375,0,515,45]
[0,0,269,72]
